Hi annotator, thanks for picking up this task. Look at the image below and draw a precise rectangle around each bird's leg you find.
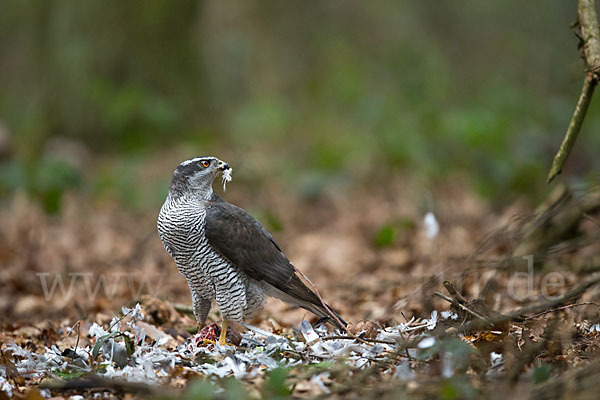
[191,290,211,329]
[218,320,228,346]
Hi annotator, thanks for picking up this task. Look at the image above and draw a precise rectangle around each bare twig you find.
[579,0,600,70]
[61,320,81,361]
[583,212,600,226]
[524,301,600,319]
[108,308,134,332]
[434,292,494,328]
[320,335,397,345]
[443,281,467,304]
[548,0,600,182]
[547,74,597,182]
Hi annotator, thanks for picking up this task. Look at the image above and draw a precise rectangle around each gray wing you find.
[204,201,346,328]
[204,202,293,286]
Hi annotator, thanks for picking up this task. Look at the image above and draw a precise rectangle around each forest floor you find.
[1,171,600,399]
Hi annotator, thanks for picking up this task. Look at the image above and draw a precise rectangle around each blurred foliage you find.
[533,363,552,384]
[177,370,291,400]
[375,224,397,248]
[374,217,415,247]
[439,376,478,400]
[0,158,80,213]
[263,367,292,399]
[182,379,217,400]
[1,0,599,211]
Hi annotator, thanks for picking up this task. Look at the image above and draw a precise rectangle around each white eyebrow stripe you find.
[180,156,218,167]
[180,157,203,166]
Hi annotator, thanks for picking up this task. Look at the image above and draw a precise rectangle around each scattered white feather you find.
[441,351,454,378]
[424,212,439,239]
[311,372,331,393]
[425,310,438,330]
[0,376,13,397]
[397,316,416,332]
[417,337,436,349]
[393,360,415,380]
[221,167,233,191]
[122,303,145,325]
[89,323,109,339]
[109,316,121,333]
[441,311,459,320]
[239,322,278,338]
[3,304,485,391]
[5,343,30,358]
[486,351,505,376]
[490,352,503,368]
[300,320,320,343]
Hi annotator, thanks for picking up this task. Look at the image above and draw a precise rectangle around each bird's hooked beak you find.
[216,159,233,191]
[217,160,230,172]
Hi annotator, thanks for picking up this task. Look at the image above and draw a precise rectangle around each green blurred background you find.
[0,0,598,213]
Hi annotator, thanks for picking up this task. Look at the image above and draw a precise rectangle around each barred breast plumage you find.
[158,192,265,324]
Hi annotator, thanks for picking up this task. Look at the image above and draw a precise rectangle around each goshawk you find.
[157,157,346,344]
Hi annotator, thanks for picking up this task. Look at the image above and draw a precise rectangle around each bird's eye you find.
[201,160,210,168]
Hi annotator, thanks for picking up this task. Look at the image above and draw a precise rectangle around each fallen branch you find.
[512,272,600,318]
[460,272,600,333]
[40,374,168,397]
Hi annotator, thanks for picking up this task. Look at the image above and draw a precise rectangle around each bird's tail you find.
[303,301,347,330]
[286,274,347,331]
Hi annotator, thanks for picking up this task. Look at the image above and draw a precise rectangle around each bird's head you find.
[169,156,232,199]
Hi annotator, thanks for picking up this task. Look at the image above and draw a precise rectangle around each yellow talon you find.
[218,320,228,346]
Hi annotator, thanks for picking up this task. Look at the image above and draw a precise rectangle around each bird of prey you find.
[157,156,346,345]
